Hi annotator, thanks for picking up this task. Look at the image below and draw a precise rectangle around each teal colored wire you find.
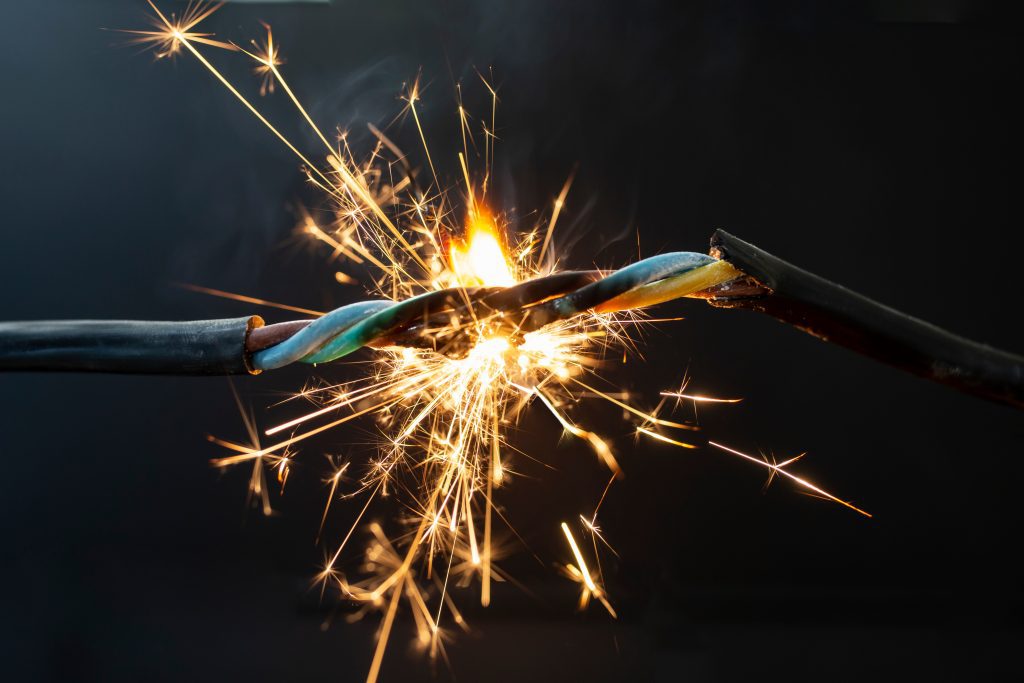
[302,291,456,365]
[252,300,391,371]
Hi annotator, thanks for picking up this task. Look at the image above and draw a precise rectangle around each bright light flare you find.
[449,215,517,288]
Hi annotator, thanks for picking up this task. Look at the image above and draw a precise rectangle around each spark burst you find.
[124,4,867,681]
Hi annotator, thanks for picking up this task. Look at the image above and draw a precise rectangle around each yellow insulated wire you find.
[593,259,742,314]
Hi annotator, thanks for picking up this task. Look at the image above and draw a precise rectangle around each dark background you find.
[1,1,1021,681]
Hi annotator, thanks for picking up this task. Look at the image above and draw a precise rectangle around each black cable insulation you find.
[0,318,261,375]
[705,230,1024,409]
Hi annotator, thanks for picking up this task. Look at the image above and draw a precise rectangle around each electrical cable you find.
[252,252,720,370]
[0,318,259,375]
[698,230,1024,409]
[1,231,1020,410]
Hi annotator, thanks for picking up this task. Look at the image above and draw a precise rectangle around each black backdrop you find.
[1,1,1021,681]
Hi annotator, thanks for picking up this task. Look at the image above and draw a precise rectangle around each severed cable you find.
[698,230,1024,409]
[0,231,1020,409]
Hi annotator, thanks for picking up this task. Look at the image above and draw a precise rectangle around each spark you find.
[318,460,349,541]
[707,441,872,518]
[127,4,869,681]
[539,169,575,265]
[661,390,743,404]
[561,521,617,618]
[636,425,698,450]
[239,22,284,96]
[119,1,235,59]
[335,271,358,286]
[175,283,324,317]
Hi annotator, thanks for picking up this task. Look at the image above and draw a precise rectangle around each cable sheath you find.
[0,318,260,375]
[707,230,1024,409]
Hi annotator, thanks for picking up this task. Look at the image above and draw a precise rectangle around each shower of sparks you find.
[125,4,868,681]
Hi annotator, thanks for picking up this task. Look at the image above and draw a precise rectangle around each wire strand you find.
[250,252,728,370]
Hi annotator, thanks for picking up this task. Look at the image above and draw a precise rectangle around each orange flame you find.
[449,215,516,288]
